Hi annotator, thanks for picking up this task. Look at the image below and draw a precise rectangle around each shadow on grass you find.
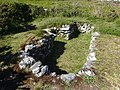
[0,68,30,90]
[0,51,18,66]
[43,41,68,75]
[0,46,30,90]
[1,24,36,36]
[0,46,12,53]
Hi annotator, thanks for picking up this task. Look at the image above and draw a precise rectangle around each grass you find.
[31,17,89,29]
[0,30,44,54]
[0,29,44,68]
[49,33,91,73]
[94,34,120,89]
[0,0,120,89]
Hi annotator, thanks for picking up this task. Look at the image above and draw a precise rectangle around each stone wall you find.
[19,34,56,77]
[43,22,79,40]
[79,23,94,33]
[18,23,99,83]
[78,32,100,76]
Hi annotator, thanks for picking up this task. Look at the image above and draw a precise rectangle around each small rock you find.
[84,70,95,76]
[50,72,56,77]
[25,44,34,52]
[60,73,76,83]
[35,65,48,77]
[92,32,100,37]
[30,61,42,71]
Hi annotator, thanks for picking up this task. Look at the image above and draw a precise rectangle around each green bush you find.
[0,2,32,35]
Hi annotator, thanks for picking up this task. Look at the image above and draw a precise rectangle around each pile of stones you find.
[79,23,95,33]
[19,34,56,77]
[78,32,100,76]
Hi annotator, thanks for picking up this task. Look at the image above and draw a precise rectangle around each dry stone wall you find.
[78,32,100,76]
[18,22,100,84]
[19,34,56,77]
[43,22,79,40]
[79,23,95,33]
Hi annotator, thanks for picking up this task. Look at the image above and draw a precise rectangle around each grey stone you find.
[60,73,76,83]
[23,56,35,65]
[83,62,92,69]
[32,67,40,74]
[20,51,29,58]
[87,52,96,62]
[30,61,42,71]
[19,60,26,69]
[92,32,100,37]
[84,70,95,76]
[50,72,56,77]
[35,65,48,77]
[25,44,34,52]
[19,56,35,69]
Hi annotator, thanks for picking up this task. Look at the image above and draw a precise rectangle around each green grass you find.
[50,33,91,73]
[0,0,120,89]
[31,17,89,29]
[0,30,44,54]
[94,34,120,89]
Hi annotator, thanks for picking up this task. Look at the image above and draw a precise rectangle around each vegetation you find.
[94,34,120,89]
[47,34,91,73]
[0,0,120,89]
[0,2,32,35]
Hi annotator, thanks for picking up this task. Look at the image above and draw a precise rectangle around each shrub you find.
[0,2,32,35]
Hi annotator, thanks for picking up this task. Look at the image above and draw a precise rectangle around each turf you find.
[47,33,91,73]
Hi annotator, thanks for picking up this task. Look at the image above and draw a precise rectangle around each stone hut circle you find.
[17,22,100,83]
